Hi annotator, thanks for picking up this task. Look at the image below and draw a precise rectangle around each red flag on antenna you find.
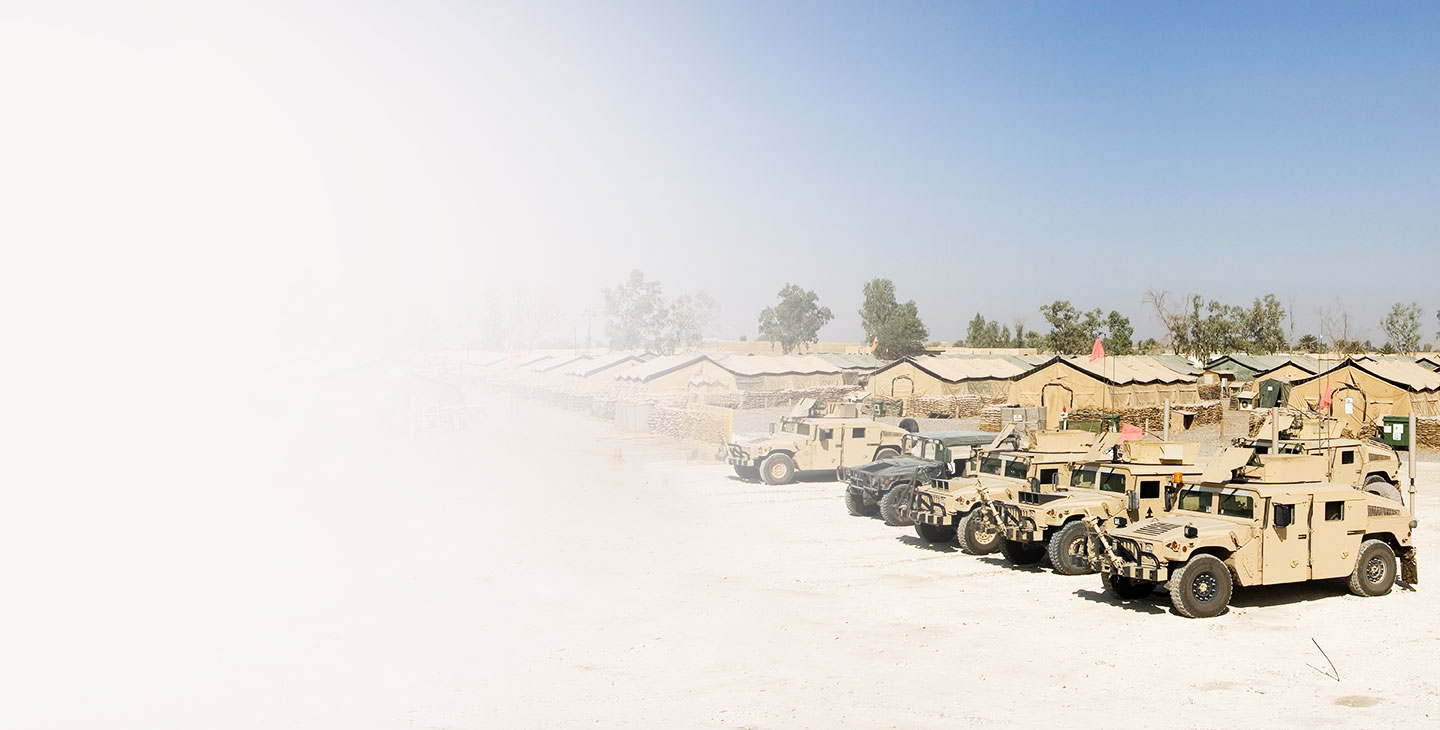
[1089,337,1105,363]
[1118,422,1143,443]
[1317,378,1332,410]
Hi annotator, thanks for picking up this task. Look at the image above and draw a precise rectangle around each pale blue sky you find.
[7,2,1437,348]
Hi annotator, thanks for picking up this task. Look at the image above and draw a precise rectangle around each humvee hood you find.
[730,434,802,450]
[1040,491,1120,515]
[1110,515,1246,545]
[855,456,933,476]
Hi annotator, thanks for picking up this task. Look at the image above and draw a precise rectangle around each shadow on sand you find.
[1072,587,1170,615]
[976,555,1049,573]
[895,533,958,553]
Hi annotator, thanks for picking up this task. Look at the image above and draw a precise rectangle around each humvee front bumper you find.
[1103,563,1169,583]
[725,445,758,467]
[995,503,1040,543]
[1002,527,1045,544]
[1094,535,1168,582]
[909,490,952,527]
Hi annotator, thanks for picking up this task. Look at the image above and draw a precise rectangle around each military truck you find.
[1242,412,1401,501]
[726,398,916,485]
[1088,446,1418,618]
[908,428,1099,550]
[980,440,1203,574]
[839,430,997,525]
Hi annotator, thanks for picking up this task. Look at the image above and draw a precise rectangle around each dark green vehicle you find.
[839,430,998,525]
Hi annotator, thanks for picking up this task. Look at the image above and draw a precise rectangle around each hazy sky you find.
[7,1,1438,350]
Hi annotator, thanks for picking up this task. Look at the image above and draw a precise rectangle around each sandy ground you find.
[9,393,1437,729]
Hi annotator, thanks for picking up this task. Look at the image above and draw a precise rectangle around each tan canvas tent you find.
[866,356,1026,398]
[612,354,737,393]
[715,355,850,390]
[1287,358,1440,432]
[1009,356,1200,426]
[562,352,648,393]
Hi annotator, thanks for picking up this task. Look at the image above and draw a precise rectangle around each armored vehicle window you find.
[980,457,1005,476]
[1098,472,1126,493]
[920,441,942,460]
[852,428,867,439]
[1004,459,1029,480]
[782,421,798,434]
[1217,493,1254,519]
[1139,480,1160,499]
[795,423,811,436]
[1325,501,1344,521]
[1341,450,1356,464]
[1279,443,1303,454]
[1070,468,1097,488]
[1176,488,1214,514]
[818,428,833,440]
[1039,468,1059,485]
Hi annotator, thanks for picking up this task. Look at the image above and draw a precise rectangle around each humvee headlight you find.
[1113,516,1127,528]
[1140,543,1153,554]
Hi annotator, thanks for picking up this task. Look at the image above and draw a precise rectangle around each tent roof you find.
[1148,354,1203,375]
[1292,358,1440,393]
[1018,356,1197,386]
[562,352,645,377]
[716,354,847,377]
[1205,354,1315,374]
[614,353,723,382]
[531,354,590,373]
[873,355,1028,383]
[810,353,885,371]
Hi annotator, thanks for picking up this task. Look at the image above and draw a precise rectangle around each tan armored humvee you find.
[1089,446,1418,618]
[983,440,1203,575]
[725,399,912,485]
[908,428,1098,549]
[1242,412,1402,500]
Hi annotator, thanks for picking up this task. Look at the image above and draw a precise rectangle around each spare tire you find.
[898,418,920,433]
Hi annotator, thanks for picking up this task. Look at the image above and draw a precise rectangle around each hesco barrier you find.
[901,394,1007,419]
[648,405,733,444]
[698,385,864,410]
[1198,384,1222,400]
[980,402,1225,433]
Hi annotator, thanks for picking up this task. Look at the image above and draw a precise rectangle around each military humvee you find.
[839,430,996,525]
[1089,446,1418,618]
[908,428,1098,550]
[985,440,1203,575]
[725,398,915,485]
[1242,412,1401,501]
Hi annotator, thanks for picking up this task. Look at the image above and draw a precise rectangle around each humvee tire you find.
[1102,572,1156,600]
[733,464,760,481]
[1363,475,1404,503]
[1048,521,1095,576]
[1348,539,1397,597]
[845,488,880,517]
[879,482,915,526]
[898,418,920,433]
[914,521,957,544]
[1169,554,1233,618]
[958,509,1002,555]
[999,538,1046,565]
[760,453,796,485]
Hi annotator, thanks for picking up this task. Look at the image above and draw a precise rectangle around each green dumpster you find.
[1381,416,1412,450]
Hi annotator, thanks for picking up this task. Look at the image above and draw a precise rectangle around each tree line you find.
[596,270,1439,358]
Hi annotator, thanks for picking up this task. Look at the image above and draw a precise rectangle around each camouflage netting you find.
[699,385,864,410]
[648,405,730,444]
[898,394,1008,419]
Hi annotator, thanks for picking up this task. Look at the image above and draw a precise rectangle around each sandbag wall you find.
[699,385,864,410]
[648,405,732,444]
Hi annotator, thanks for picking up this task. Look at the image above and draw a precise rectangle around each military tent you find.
[866,356,1028,398]
[714,354,852,390]
[612,354,736,393]
[562,352,649,392]
[1009,356,1200,425]
[1287,358,1440,431]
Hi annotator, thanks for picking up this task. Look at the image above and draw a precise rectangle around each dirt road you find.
[10,395,1436,729]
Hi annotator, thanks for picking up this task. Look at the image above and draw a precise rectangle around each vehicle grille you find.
[1133,522,1180,536]
[1017,491,1065,506]
[1369,504,1401,517]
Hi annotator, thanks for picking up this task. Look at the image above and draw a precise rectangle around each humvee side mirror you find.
[1164,487,1176,512]
[1030,477,1042,491]
[1273,503,1294,529]
[769,424,776,434]
[1127,491,1140,512]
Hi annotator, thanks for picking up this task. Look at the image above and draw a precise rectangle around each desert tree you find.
[758,284,833,353]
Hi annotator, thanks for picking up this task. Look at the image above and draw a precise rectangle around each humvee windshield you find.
[979,455,1029,479]
[781,421,797,434]
[919,440,944,461]
[781,422,811,436]
[1175,487,1256,519]
[1069,468,1126,492]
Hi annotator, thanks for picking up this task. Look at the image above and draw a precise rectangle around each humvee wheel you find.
[1348,539,1397,597]
[958,509,1001,555]
[845,488,880,517]
[999,538,1046,565]
[760,453,796,485]
[1048,521,1096,576]
[898,418,920,433]
[914,521,957,544]
[1102,572,1156,600]
[879,483,915,526]
[1169,554,1233,618]
[873,446,901,461]
[1363,476,1404,503]
[733,464,760,481]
